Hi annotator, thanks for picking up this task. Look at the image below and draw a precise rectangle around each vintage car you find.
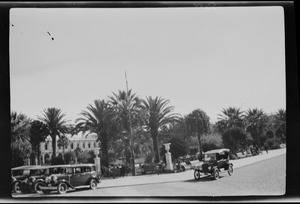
[39,164,101,194]
[11,165,41,193]
[19,165,58,193]
[194,148,233,180]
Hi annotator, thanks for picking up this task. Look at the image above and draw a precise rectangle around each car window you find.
[12,170,23,176]
[204,154,216,161]
[23,169,30,176]
[74,167,82,174]
[83,167,91,172]
[64,167,73,174]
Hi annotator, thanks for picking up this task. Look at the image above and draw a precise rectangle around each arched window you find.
[88,143,91,148]
[71,143,74,149]
[45,143,48,150]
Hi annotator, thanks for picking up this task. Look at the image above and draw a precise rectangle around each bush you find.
[64,152,76,164]
[51,157,65,165]
[222,128,249,153]
[264,138,281,150]
[201,133,223,152]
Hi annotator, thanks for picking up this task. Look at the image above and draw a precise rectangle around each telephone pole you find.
[125,72,136,176]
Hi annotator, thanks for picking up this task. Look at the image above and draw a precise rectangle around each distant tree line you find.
[11,89,286,173]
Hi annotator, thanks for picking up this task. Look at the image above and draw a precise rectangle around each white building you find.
[39,134,99,164]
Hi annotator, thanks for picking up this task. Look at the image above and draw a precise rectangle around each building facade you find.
[39,134,99,165]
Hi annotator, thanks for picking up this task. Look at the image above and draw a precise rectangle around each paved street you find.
[12,148,286,200]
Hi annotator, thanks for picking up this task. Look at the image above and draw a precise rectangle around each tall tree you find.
[74,100,118,167]
[186,109,210,159]
[274,109,286,143]
[244,108,267,147]
[11,112,32,167]
[142,96,180,163]
[38,108,71,160]
[30,120,49,165]
[216,107,245,134]
[109,89,146,175]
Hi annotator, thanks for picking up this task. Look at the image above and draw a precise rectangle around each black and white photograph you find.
[5,1,296,202]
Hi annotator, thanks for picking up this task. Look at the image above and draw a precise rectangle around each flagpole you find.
[125,72,136,176]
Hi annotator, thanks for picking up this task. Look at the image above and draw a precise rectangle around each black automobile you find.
[39,164,101,194]
[194,149,233,180]
[11,165,41,193]
[19,165,58,193]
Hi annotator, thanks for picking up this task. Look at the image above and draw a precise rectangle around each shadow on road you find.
[184,175,226,183]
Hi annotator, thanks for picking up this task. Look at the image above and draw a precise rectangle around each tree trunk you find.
[101,133,109,167]
[51,135,57,160]
[197,132,202,160]
[152,128,160,163]
[62,146,65,163]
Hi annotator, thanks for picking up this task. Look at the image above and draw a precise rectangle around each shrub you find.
[264,138,281,150]
[64,152,76,164]
[201,133,223,152]
[51,157,65,165]
[222,128,249,153]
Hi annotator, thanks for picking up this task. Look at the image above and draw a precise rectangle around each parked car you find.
[11,165,40,193]
[39,164,101,194]
[194,148,233,180]
[20,165,58,193]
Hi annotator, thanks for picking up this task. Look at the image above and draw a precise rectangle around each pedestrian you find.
[264,144,269,154]
[120,164,125,177]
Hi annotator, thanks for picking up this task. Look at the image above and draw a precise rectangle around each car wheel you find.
[194,170,201,180]
[34,182,42,193]
[228,165,233,176]
[13,182,22,194]
[57,183,68,194]
[90,179,97,190]
[213,169,219,180]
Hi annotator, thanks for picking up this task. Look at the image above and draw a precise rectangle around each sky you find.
[10,7,286,124]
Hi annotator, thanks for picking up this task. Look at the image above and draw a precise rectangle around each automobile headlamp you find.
[208,166,212,171]
[29,176,36,183]
[45,176,51,183]
[12,177,16,182]
[50,175,57,182]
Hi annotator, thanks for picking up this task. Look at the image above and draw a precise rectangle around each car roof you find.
[50,163,96,168]
[11,165,41,171]
[204,148,230,154]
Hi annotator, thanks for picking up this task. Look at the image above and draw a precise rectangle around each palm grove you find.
[11,89,286,173]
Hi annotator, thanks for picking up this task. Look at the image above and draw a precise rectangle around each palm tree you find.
[244,108,267,147]
[142,96,180,163]
[216,107,245,134]
[73,100,118,167]
[29,120,49,165]
[274,109,286,142]
[38,108,71,160]
[109,89,145,175]
[57,135,70,163]
[186,109,210,159]
[11,112,32,166]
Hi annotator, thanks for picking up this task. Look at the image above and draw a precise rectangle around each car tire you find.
[90,179,97,190]
[57,183,68,194]
[34,182,42,193]
[194,170,201,180]
[228,165,233,176]
[213,169,219,180]
[13,181,22,194]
